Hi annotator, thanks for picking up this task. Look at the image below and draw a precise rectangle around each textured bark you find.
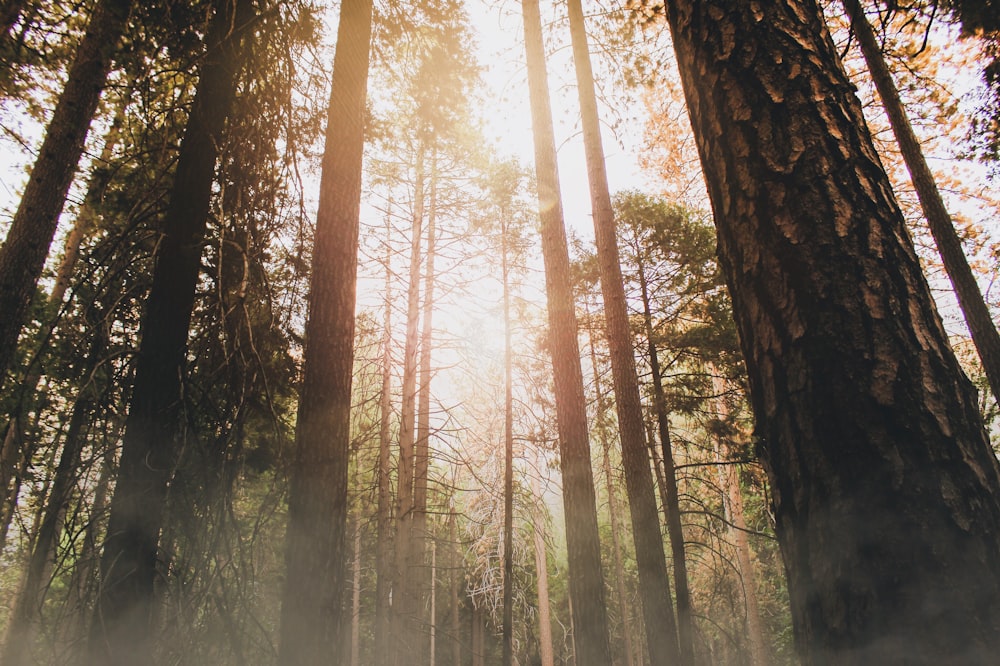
[565,2,680,663]
[393,144,426,665]
[0,0,132,385]
[843,0,1000,401]
[635,255,696,662]
[277,0,373,662]
[520,1,612,663]
[663,1,1000,662]
[375,212,395,666]
[88,2,250,661]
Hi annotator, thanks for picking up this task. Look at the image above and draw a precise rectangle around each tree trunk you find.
[635,252,696,661]
[351,519,362,666]
[565,2,681,663]
[414,155,437,662]
[3,316,108,665]
[430,541,437,666]
[530,452,555,666]
[277,0,373,663]
[502,194,515,666]
[0,59,126,548]
[843,0,1000,402]
[393,143,426,665]
[584,316,635,666]
[88,2,250,662]
[449,510,462,666]
[375,208,395,666]
[711,374,768,666]
[0,0,131,385]
[663,1,1000,661]
[520,1,612,664]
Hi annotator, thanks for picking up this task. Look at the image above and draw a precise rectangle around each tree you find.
[87,0,255,661]
[520,1,612,663]
[277,0,374,662]
[565,2,683,663]
[842,0,1000,404]
[659,0,1000,661]
[0,0,132,386]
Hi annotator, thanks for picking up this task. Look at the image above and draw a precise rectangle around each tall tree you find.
[520,1,613,664]
[277,0,374,662]
[0,0,132,385]
[842,0,1000,402]
[87,1,253,661]
[565,1,684,663]
[660,0,1000,661]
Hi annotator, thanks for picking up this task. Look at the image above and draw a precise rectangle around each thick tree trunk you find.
[277,0,373,663]
[664,1,1000,662]
[375,210,395,666]
[843,0,1000,402]
[0,0,131,385]
[393,144,426,665]
[565,2,681,663]
[88,2,250,662]
[520,1,612,664]
[635,256,696,661]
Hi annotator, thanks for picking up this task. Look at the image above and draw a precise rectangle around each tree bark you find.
[375,209,395,666]
[520,1,613,664]
[565,2,681,663]
[0,109,123,546]
[88,2,250,661]
[0,0,132,385]
[413,155,437,662]
[583,314,636,666]
[502,199,515,666]
[3,314,108,665]
[277,0,372,663]
[634,251,696,662]
[711,374,769,666]
[393,143,426,664]
[843,0,1000,402]
[663,1,1000,661]
[531,452,555,666]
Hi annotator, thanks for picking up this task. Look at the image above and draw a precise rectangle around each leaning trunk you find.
[88,1,249,661]
[0,0,132,383]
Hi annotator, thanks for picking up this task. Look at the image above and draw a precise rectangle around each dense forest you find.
[0,0,999,664]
